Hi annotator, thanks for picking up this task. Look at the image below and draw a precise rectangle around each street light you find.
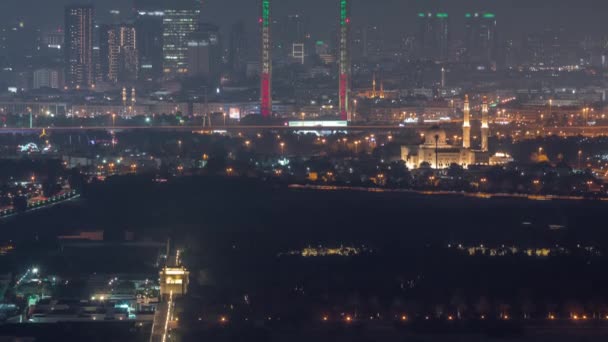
[280,142,285,155]
[112,113,116,127]
[223,113,227,126]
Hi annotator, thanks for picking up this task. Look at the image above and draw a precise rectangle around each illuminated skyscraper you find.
[134,0,165,81]
[339,0,351,121]
[417,12,450,61]
[229,21,247,76]
[481,96,489,152]
[162,0,200,76]
[64,5,95,89]
[107,24,138,83]
[260,0,272,117]
[464,12,497,66]
[187,24,221,82]
[463,94,471,149]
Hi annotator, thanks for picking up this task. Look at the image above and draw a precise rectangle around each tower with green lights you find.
[260,0,272,117]
[338,0,351,121]
[464,12,497,66]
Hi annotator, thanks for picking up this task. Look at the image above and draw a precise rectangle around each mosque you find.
[401,95,511,169]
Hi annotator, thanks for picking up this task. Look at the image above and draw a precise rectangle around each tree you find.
[447,163,464,178]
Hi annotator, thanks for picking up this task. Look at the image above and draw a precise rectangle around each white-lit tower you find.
[481,96,489,152]
[463,94,471,148]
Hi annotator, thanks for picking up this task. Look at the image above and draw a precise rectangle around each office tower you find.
[134,0,165,81]
[525,28,565,67]
[33,68,62,89]
[65,5,95,89]
[283,14,309,60]
[162,0,200,76]
[353,25,383,61]
[0,20,36,64]
[286,14,305,46]
[107,24,138,83]
[464,12,497,66]
[40,29,64,51]
[291,43,305,64]
[462,95,471,149]
[228,21,247,75]
[417,13,450,62]
[187,23,221,82]
[92,23,103,84]
[98,24,111,82]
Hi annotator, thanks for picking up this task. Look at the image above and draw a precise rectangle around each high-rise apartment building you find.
[162,1,200,76]
[107,25,138,83]
[64,5,95,89]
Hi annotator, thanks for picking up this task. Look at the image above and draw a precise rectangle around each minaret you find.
[131,88,136,115]
[372,72,377,98]
[379,80,385,99]
[481,96,489,152]
[122,87,127,115]
[463,95,471,149]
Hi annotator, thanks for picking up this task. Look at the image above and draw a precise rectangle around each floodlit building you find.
[64,5,95,89]
[401,125,476,169]
[159,266,189,296]
[401,95,499,169]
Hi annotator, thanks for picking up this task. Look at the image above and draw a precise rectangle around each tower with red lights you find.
[339,0,351,121]
[260,0,272,117]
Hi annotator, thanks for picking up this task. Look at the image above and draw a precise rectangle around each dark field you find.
[3,176,608,341]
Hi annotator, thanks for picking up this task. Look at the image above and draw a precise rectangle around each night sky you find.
[1,0,607,41]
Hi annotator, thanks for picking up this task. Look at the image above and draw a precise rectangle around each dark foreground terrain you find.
[3,175,608,341]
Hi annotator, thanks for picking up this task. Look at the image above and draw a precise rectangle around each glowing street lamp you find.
[280,142,285,155]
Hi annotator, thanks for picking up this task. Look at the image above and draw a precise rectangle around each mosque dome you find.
[423,126,448,146]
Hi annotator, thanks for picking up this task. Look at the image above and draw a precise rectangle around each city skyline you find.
[2,0,608,40]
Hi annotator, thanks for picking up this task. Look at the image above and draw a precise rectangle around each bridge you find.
[0,124,443,134]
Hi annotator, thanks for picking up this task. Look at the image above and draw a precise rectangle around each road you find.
[0,124,435,134]
[150,291,174,342]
